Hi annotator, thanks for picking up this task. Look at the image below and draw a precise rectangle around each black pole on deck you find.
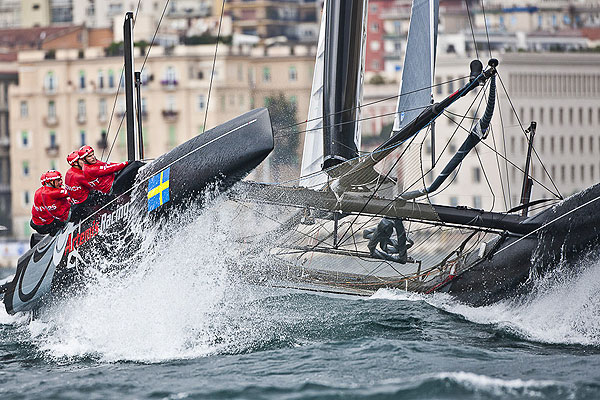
[520,121,536,216]
[123,12,137,161]
[135,71,144,159]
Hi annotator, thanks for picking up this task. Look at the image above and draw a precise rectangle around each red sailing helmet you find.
[40,171,48,185]
[67,151,80,166]
[44,170,62,184]
[78,145,94,158]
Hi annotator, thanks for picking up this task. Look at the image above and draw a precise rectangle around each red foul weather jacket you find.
[83,160,128,194]
[31,187,54,225]
[40,186,71,222]
[65,166,91,204]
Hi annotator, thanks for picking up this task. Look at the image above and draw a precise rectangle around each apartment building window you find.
[568,107,573,124]
[21,131,29,148]
[371,22,379,32]
[447,77,454,94]
[141,69,149,85]
[264,96,272,107]
[589,107,593,125]
[579,108,583,125]
[197,94,205,110]
[49,131,56,148]
[529,107,534,122]
[48,100,56,118]
[569,137,574,153]
[165,66,176,84]
[540,137,545,153]
[98,70,104,89]
[238,94,244,107]
[581,165,585,181]
[289,66,297,82]
[23,191,30,207]
[435,77,442,95]
[549,107,554,124]
[590,136,594,153]
[580,137,584,153]
[237,64,243,82]
[168,125,176,147]
[77,99,86,118]
[263,67,271,82]
[473,196,482,209]
[551,165,556,179]
[166,95,175,111]
[570,165,575,181]
[99,98,107,117]
[550,137,555,153]
[20,101,28,117]
[559,107,563,124]
[520,137,525,153]
[141,97,147,114]
[22,161,29,177]
[539,107,544,124]
[220,95,225,111]
[591,165,595,181]
[559,136,564,153]
[80,130,85,146]
[560,165,565,182]
[290,95,297,105]
[108,69,115,88]
[79,70,86,90]
[229,95,235,106]
[45,71,56,92]
[510,137,515,153]
[472,167,481,183]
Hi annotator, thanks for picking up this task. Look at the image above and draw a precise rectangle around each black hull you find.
[4,108,274,314]
[441,183,600,306]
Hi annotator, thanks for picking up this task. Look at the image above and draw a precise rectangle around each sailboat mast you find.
[124,12,140,161]
[322,0,365,169]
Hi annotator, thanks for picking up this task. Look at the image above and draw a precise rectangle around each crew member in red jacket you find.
[79,145,128,195]
[65,150,95,221]
[41,170,71,223]
[30,172,57,235]
[30,171,69,236]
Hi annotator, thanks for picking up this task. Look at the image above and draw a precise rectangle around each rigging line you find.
[487,123,508,210]
[492,86,511,209]
[202,0,226,134]
[444,109,562,199]
[139,0,171,73]
[496,192,600,256]
[274,104,431,139]
[465,0,479,60]
[480,0,493,59]
[474,146,496,211]
[106,113,127,160]
[100,71,125,162]
[101,0,143,162]
[496,72,562,198]
[275,75,471,133]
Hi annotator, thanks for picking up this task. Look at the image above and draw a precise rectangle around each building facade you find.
[0,69,17,235]
[8,43,314,238]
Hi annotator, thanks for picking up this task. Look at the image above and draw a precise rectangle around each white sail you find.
[299,0,328,188]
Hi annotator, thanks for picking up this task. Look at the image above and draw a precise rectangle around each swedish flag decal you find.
[147,167,170,212]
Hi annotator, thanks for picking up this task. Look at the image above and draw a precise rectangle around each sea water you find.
[1,197,600,399]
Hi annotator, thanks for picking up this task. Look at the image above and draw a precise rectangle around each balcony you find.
[161,109,179,122]
[77,114,87,124]
[160,79,178,90]
[46,145,60,157]
[44,115,59,127]
[43,85,57,95]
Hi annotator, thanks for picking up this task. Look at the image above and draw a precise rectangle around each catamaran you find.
[234,0,600,306]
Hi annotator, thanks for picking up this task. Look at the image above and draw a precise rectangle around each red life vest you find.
[65,166,91,204]
[40,186,71,222]
[31,187,54,225]
[83,160,128,194]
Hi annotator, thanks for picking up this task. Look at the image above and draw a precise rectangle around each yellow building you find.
[9,43,315,238]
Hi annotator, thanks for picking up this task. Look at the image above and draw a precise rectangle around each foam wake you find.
[373,254,600,347]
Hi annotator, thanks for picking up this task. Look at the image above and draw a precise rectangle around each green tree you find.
[267,93,300,180]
